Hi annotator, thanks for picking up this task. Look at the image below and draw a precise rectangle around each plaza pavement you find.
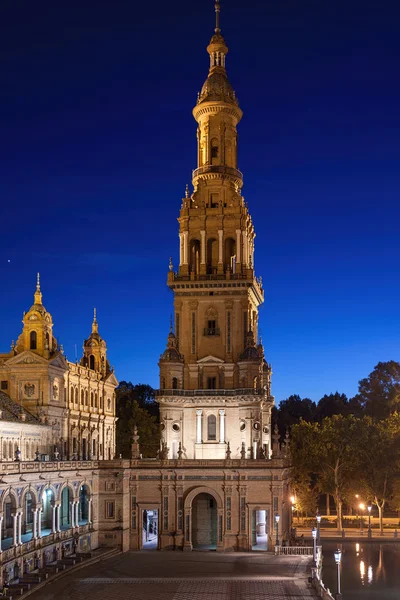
[29,551,317,600]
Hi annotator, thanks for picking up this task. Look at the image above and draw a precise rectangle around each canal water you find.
[321,541,400,600]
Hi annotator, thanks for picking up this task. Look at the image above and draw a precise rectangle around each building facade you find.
[0,3,292,585]
[98,0,291,554]
[0,275,118,462]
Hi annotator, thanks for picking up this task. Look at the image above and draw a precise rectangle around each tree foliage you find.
[116,382,160,458]
[356,361,400,419]
[291,415,364,530]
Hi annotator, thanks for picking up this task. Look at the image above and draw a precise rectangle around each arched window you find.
[224,237,236,271]
[3,441,7,459]
[172,377,178,390]
[45,332,50,349]
[81,390,84,405]
[85,390,88,406]
[206,238,218,273]
[207,414,217,441]
[94,392,98,408]
[30,331,37,350]
[161,377,166,389]
[189,239,201,275]
[89,355,95,370]
[70,386,74,404]
[211,138,219,162]
[91,392,94,407]
[75,388,79,404]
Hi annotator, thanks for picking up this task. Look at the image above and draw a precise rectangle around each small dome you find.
[161,347,182,362]
[198,71,238,106]
[28,303,47,317]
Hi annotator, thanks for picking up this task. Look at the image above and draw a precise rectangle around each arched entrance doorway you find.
[192,493,217,550]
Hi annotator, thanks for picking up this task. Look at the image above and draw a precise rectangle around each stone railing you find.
[312,568,335,600]
[0,524,92,564]
[275,546,314,556]
[192,165,243,181]
[0,460,99,473]
[156,388,268,398]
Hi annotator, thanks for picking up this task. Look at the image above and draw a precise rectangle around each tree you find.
[355,414,400,533]
[274,394,316,438]
[116,382,160,458]
[314,392,349,422]
[291,415,363,530]
[291,476,318,522]
[356,361,400,419]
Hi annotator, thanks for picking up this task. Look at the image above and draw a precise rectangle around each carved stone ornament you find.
[53,384,59,399]
[24,383,35,397]
[22,356,36,364]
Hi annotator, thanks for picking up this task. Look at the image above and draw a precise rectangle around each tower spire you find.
[34,272,43,305]
[92,308,98,333]
[215,0,221,33]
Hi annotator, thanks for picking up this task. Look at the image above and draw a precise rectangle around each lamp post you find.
[275,514,280,547]
[334,548,342,599]
[367,504,372,538]
[316,513,321,546]
[359,503,365,535]
[312,527,317,565]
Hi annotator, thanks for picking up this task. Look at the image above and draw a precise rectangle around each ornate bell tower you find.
[158,1,273,460]
[81,309,109,377]
[16,273,57,358]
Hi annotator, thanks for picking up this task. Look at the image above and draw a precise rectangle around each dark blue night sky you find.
[1,0,399,401]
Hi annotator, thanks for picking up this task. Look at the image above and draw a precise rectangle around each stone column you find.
[51,505,56,534]
[33,509,38,539]
[88,499,92,525]
[18,511,22,545]
[70,502,75,528]
[75,501,79,527]
[179,233,183,266]
[236,230,241,264]
[242,231,248,265]
[12,513,17,547]
[183,231,188,264]
[219,409,225,444]
[218,230,223,264]
[38,508,42,538]
[200,230,206,264]
[196,410,202,444]
[0,516,2,551]
[56,503,61,532]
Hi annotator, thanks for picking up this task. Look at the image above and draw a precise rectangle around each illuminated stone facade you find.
[0,276,117,462]
[96,1,291,554]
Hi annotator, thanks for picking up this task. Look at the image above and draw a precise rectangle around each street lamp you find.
[275,514,280,547]
[312,527,317,565]
[316,513,321,546]
[367,503,372,538]
[334,548,342,599]
[359,503,365,535]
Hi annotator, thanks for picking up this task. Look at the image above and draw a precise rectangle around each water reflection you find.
[321,542,400,600]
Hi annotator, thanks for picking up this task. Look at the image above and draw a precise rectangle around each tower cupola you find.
[81,308,109,377]
[15,273,57,357]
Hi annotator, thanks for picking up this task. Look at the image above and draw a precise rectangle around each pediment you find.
[197,355,225,365]
[105,371,119,387]
[5,350,49,366]
[49,353,68,370]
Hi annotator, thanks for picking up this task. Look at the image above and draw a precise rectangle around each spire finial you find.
[34,272,43,304]
[185,184,189,198]
[92,308,98,333]
[215,0,221,33]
